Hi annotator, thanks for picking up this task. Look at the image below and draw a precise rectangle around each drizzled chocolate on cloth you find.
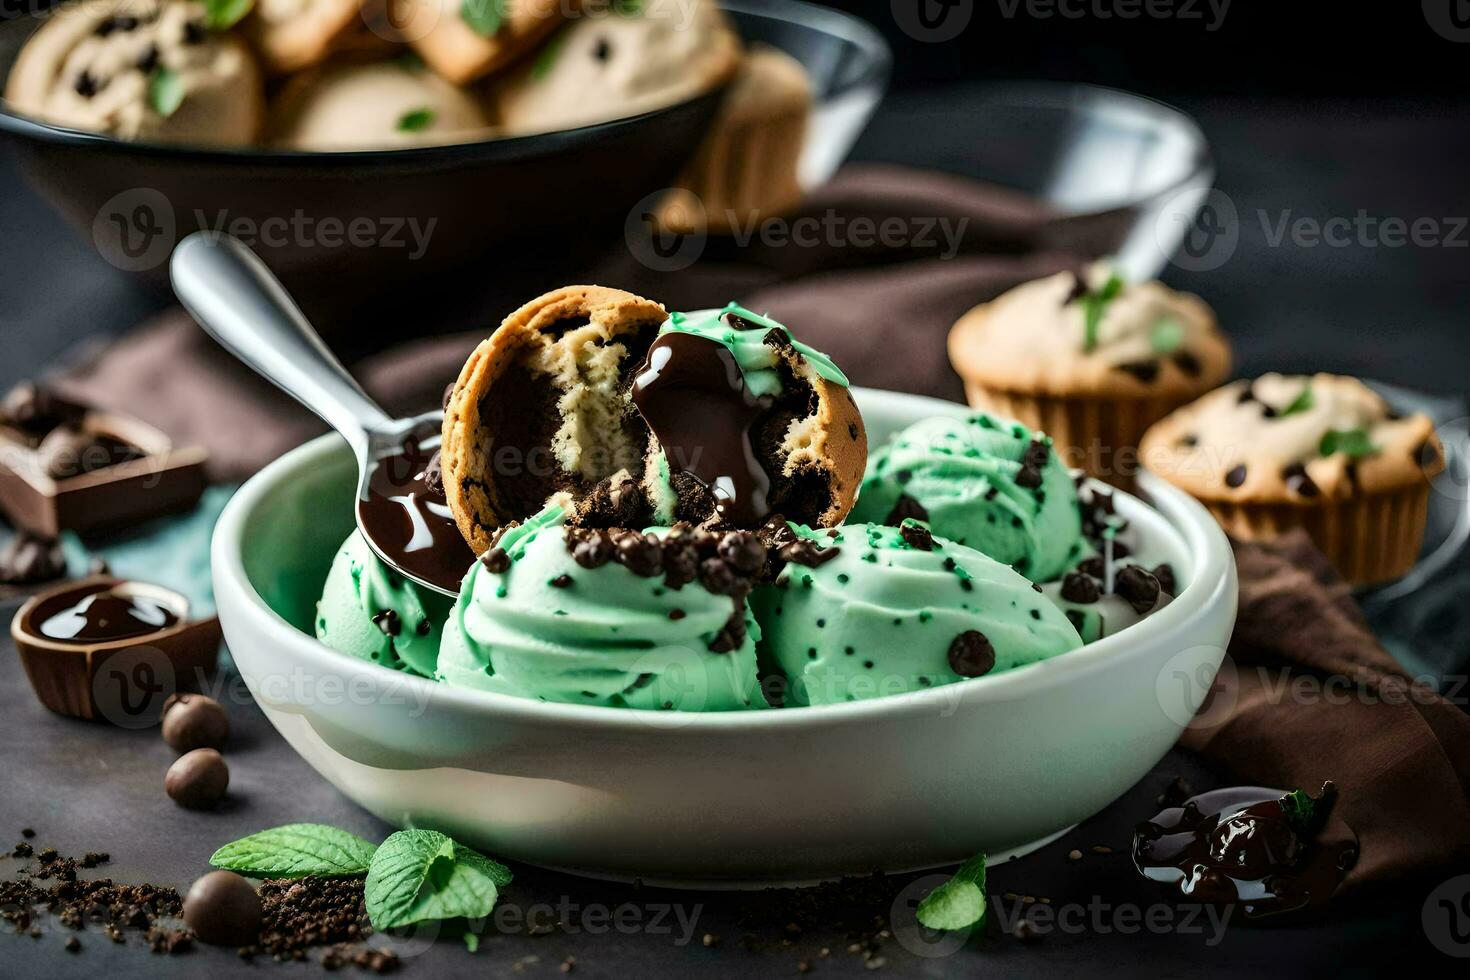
[1187,530,1470,892]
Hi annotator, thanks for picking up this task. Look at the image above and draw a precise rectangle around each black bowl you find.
[0,1,890,340]
[0,13,728,335]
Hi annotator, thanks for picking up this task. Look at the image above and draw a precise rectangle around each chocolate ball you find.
[183,871,261,947]
[2,381,86,437]
[0,532,66,585]
[165,748,229,810]
[161,694,230,753]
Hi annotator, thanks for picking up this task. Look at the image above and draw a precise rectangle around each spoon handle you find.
[169,232,392,457]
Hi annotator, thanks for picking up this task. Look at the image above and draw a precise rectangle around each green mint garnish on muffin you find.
[613,0,645,14]
[1319,427,1377,459]
[531,30,568,79]
[461,0,507,37]
[148,67,184,117]
[1081,272,1124,353]
[203,0,254,30]
[210,823,378,878]
[365,829,512,931]
[397,107,436,132]
[1281,386,1315,417]
[916,852,988,931]
[1149,315,1185,355]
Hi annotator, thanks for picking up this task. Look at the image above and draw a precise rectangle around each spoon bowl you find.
[169,232,465,596]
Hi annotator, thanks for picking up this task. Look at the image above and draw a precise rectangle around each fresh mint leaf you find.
[396,107,436,132]
[460,0,506,37]
[148,67,184,118]
[203,0,254,30]
[613,0,644,14]
[365,830,511,931]
[1319,427,1377,459]
[1281,782,1335,835]
[1149,315,1185,355]
[1281,386,1315,417]
[915,853,987,931]
[1081,272,1124,353]
[210,824,377,878]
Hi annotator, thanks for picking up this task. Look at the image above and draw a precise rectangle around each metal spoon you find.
[169,232,469,596]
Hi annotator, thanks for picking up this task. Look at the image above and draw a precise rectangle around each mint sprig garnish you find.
[1081,272,1124,353]
[203,0,254,30]
[1319,427,1378,459]
[915,852,987,932]
[365,830,511,931]
[210,823,378,878]
[1280,386,1315,417]
[1149,315,1185,355]
[148,67,184,118]
[396,107,435,132]
[460,0,507,37]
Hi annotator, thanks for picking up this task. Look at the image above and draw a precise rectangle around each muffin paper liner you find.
[961,383,1196,488]
[1195,483,1431,587]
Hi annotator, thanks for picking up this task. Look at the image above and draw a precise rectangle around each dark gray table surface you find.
[2,89,1467,977]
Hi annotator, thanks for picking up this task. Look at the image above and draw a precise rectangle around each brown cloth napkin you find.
[51,165,1089,481]
[46,164,1470,895]
[1191,531,1470,891]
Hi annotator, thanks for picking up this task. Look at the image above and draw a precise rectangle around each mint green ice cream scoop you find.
[751,521,1082,706]
[437,506,765,711]
[315,530,455,678]
[850,413,1085,582]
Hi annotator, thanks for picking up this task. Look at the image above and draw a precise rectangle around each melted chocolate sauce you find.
[39,590,179,643]
[631,332,774,527]
[356,443,474,594]
[1133,783,1357,919]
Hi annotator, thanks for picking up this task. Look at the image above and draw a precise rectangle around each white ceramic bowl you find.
[213,388,1236,887]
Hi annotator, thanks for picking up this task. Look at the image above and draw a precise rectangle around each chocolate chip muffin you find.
[4,0,264,145]
[657,44,812,236]
[947,265,1232,486]
[491,0,741,135]
[1140,373,1444,585]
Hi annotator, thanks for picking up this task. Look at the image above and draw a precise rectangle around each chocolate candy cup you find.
[10,576,221,723]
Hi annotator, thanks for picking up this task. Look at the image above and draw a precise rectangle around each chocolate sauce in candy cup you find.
[10,576,221,724]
